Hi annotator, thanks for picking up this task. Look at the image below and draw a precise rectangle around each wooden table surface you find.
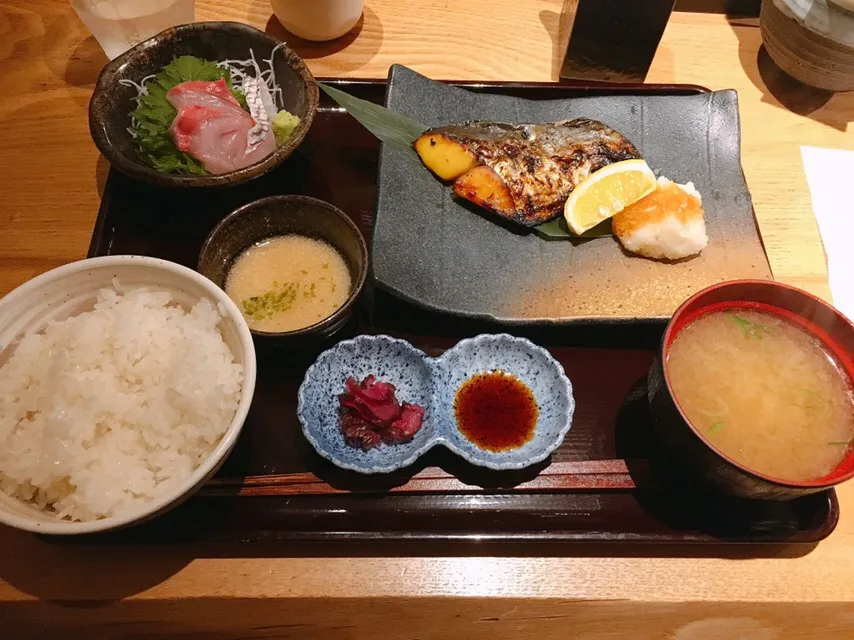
[2,1,854,637]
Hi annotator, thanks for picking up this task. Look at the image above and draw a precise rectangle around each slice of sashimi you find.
[242,130,276,167]
[165,79,276,174]
[169,104,255,174]
[166,78,242,110]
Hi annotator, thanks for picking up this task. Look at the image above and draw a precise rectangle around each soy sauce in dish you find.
[454,371,538,451]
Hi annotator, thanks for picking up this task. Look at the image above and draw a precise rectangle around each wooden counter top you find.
[2,1,853,637]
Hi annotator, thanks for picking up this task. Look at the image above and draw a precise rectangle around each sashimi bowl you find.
[89,21,318,188]
[0,256,256,534]
[297,334,575,474]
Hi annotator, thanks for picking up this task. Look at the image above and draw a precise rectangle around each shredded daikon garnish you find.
[120,75,158,137]
[217,44,285,112]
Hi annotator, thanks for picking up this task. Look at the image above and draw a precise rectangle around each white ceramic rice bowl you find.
[0,255,256,535]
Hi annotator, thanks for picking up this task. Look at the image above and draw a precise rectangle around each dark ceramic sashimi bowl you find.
[649,279,854,501]
[198,195,368,343]
[89,22,318,188]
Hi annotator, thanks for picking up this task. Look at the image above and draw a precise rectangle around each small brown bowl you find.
[89,22,319,188]
[198,195,368,342]
[648,280,854,501]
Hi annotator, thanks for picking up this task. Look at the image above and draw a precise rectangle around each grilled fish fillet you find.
[414,118,641,227]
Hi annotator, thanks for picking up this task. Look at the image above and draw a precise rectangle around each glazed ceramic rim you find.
[297,333,575,474]
[89,22,319,188]
[661,278,854,490]
[297,335,437,474]
[198,195,369,339]
[444,333,575,471]
[0,256,257,535]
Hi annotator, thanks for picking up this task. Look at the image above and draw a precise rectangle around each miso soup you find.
[667,308,854,482]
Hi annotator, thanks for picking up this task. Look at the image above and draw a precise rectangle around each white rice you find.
[0,284,244,522]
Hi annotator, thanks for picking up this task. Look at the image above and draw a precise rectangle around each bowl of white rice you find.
[0,255,256,534]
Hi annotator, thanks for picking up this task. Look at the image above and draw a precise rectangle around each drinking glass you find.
[560,0,677,83]
[71,0,195,60]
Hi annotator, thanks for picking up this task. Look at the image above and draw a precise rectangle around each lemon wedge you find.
[563,159,658,235]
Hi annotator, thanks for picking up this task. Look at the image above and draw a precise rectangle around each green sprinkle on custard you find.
[226,235,352,333]
[241,282,300,321]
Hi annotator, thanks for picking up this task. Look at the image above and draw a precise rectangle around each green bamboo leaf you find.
[534,218,613,239]
[319,83,427,156]
[533,218,569,238]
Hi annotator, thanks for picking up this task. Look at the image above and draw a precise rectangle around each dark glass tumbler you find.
[560,0,678,83]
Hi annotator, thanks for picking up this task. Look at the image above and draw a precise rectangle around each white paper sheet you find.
[800,145,854,322]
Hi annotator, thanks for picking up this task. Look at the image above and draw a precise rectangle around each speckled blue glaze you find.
[297,333,575,474]
[433,334,575,470]
[297,335,437,474]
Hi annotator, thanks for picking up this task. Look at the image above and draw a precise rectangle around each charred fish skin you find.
[414,118,641,227]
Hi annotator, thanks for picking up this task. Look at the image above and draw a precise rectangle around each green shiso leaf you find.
[129,55,247,175]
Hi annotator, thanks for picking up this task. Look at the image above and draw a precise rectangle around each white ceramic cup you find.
[270,0,365,42]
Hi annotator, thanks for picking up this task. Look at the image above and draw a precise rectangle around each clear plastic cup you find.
[71,0,195,60]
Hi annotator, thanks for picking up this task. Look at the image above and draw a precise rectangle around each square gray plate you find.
[372,65,772,325]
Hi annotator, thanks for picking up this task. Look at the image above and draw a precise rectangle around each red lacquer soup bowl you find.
[648,280,854,501]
